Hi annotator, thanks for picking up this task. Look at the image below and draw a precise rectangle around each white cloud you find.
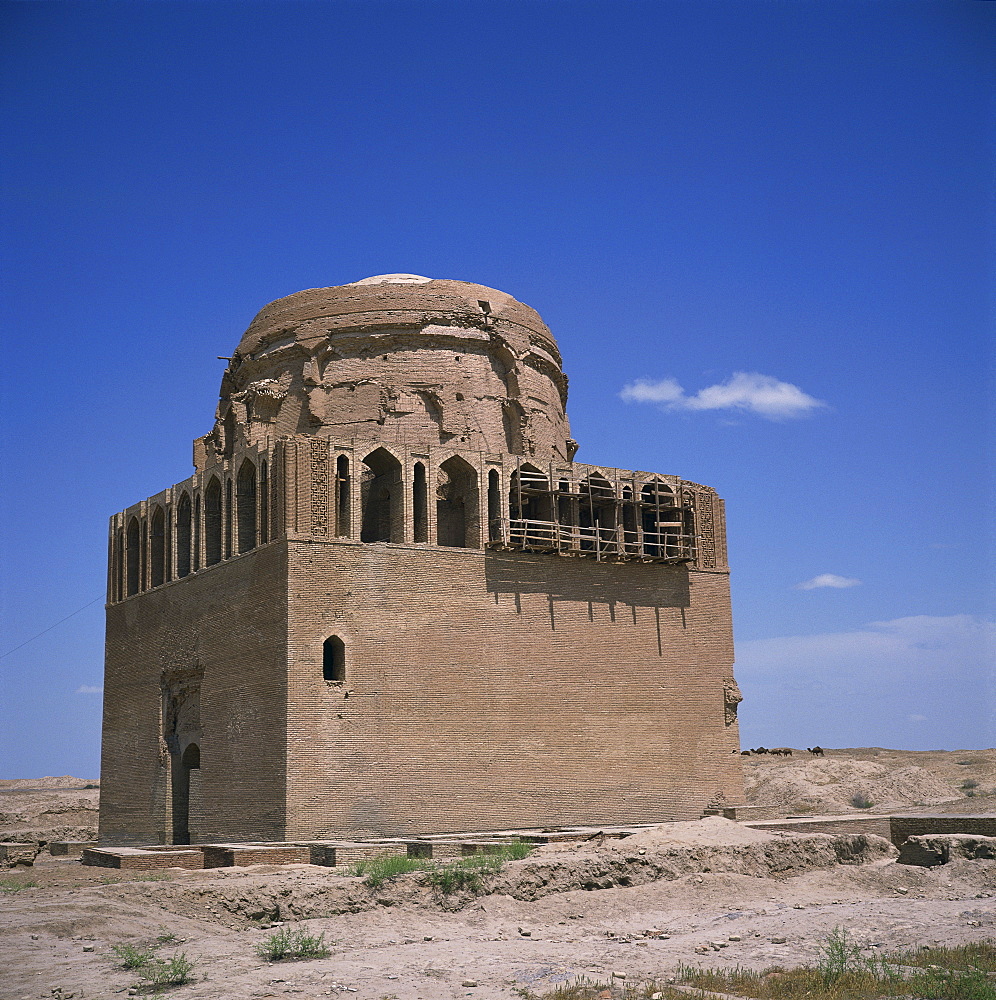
[76,685,102,694]
[796,574,862,590]
[620,372,826,420]
[734,615,996,750]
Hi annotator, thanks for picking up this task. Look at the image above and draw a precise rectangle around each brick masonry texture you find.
[100,275,744,846]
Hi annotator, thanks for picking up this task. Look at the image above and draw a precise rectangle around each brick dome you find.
[210,277,574,463]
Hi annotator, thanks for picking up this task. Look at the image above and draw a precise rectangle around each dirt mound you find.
[495,826,896,902]
[141,824,896,924]
[744,756,960,814]
[0,776,98,789]
[0,781,99,845]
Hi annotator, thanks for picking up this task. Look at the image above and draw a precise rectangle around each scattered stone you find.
[462,982,478,988]
[518,928,531,937]
[82,945,94,952]
[771,936,787,944]
[896,887,908,894]
[728,934,742,941]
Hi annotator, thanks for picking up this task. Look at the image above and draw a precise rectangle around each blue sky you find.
[1,0,993,777]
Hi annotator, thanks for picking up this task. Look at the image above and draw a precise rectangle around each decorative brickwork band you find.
[310,439,329,536]
[697,490,717,569]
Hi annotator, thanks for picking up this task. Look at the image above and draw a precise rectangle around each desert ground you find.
[1,748,994,1000]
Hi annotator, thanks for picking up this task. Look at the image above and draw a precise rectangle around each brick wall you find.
[284,539,742,840]
[100,543,289,845]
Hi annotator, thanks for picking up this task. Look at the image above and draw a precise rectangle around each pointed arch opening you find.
[237,459,257,553]
[225,479,233,557]
[579,473,616,553]
[509,464,555,549]
[360,448,403,543]
[413,462,428,543]
[150,507,166,587]
[259,459,269,544]
[436,456,479,548]
[176,493,192,578]
[335,455,350,537]
[126,517,141,596]
[193,495,202,571]
[641,480,680,558]
[205,477,222,565]
[487,469,501,542]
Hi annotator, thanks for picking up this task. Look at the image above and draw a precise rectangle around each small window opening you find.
[323,636,346,684]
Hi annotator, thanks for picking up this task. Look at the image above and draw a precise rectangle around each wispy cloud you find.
[734,615,996,749]
[796,574,861,590]
[620,372,826,420]
[76,685,102,694]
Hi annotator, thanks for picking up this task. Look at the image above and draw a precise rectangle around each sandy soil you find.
[1,750,994,1000]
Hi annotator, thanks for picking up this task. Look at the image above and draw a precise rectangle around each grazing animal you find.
[753,747,768,754]
[807,746,825,756]
[740,750,752,756]
[771,747,794,756]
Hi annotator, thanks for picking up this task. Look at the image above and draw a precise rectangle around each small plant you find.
[816,926,865,985]
[155,930,181,946]
[850,792,873,809]
[0,876,38,891]
[136,951,195,988]
[962,778,980,797]
[112,942,157,970]
[351,854,427,889]
[504,840,534,860]
[255,927,330,962]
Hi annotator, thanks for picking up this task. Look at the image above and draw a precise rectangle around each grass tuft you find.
[351,843,534,893]
[523,935,996,1000]
[0,876,38,892]
[424,843,535,894]
[850,792,874,809]
[351,854,428,888]
[255,927,331,962]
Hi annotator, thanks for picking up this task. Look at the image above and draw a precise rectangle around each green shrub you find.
[255,927,330,962]
[850,792,873,809]
[111,942,156,970]
[136,951,195,988]
[425,844,534,894]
